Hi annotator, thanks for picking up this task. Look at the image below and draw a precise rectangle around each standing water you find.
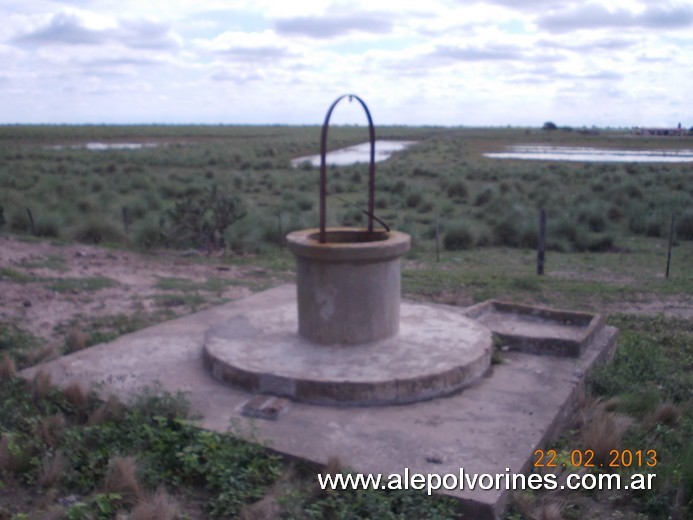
[292,140,416,167]
[485,145,693,163]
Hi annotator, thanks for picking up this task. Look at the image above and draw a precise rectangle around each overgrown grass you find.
[1,126,691,255]
[0,367,461,519]
[507,315,692,519]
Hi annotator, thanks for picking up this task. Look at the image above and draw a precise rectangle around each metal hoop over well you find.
[319,94,376,243]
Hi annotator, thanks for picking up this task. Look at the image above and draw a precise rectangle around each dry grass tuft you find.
[580,399,632,466]
[0,354,16,381]
[37,413,66,447]
[104,456,142,505]
[23,345,59,366]
[644,402,681,428]
[535,501,564,520]
[239,467,301,520]
[37,450,66,488]
[62,381,89,411]
[65,328,89,353]
[510,492,567,520]
[34,507,65,520]
[323,455,342,477]
[88,395,124,425]
[132,487,181,520]
[32,370,54,402]
[239,496,280,520]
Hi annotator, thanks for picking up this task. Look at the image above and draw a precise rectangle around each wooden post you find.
[26,207,36,236]
[537,208,546,275]
[121,206,129,234]
[666,214,674,279]
[435,213,440,263]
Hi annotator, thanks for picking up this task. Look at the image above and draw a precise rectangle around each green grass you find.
[400,237,693,311]
[44,276,118,293]
[0,124,691,519]
[1,125,691,255]
[0,267,35,283]
[151,293,208,311]
[154,276,245,292]
[0,372,461,519]
[17,254,68,272]
[57,312,167,349]
[506,314,692,519]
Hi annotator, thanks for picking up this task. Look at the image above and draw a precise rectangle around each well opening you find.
[308,229,389,244]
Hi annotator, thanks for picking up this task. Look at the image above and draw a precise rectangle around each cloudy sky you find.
[1,0,691,127]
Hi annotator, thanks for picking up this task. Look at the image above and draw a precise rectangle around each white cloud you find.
[0,0,691,126]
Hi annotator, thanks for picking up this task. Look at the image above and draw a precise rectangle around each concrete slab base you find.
[21,285,618,520]
[203,296,492,405]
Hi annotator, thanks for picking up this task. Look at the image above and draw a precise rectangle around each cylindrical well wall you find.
[287,228,411,346]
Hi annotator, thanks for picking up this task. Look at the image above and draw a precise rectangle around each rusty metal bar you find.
[319,94,376,243]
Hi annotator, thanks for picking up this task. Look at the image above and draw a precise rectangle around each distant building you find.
[632,125,686,136]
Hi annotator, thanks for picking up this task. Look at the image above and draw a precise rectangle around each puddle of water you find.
[292,140,417,167]
[47,142,160,151]
[485,145,693,163]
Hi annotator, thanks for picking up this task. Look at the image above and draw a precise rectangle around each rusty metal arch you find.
[319,94,376,243]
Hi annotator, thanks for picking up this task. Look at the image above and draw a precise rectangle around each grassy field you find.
[0,125,692,519]
[1,125,691,255]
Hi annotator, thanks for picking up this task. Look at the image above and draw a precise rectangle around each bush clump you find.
[443,223,475,251]
[675,211,693,240]
[72,220,126,245]
[446,180,468,199]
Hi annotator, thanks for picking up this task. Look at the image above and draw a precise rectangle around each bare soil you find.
[0,235,281,350]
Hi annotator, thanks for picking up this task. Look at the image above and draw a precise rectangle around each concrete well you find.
[286,227,411,345]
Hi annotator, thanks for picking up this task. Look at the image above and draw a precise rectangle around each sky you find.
[0,0,691,127]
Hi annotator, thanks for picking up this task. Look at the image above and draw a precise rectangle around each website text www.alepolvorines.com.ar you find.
[318,467,657,496]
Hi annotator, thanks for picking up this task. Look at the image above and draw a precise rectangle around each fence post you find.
[666,214,674,279]
[122,206,129,234]
[537,208,546,275]
[435,213,440,263]
[26,207,37,236]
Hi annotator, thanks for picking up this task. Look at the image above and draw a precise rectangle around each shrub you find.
[474,186,494,206]
[607,205,623,222]
[675,211,693,240]
[34,212,64,238]
[405,191,423,209]
[443,223,475,250]
[161,185,246,249]
[134,221,166,249]
[576,232,615,252]
[492,219,520,247]
[8,207,31,233]
[446,180,468,199]
[341,207,364,227]
[72,220,126,245]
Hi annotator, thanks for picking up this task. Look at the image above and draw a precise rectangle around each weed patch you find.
[44,276,118,293]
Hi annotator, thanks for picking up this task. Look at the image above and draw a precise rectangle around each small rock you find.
[22,300,31,307]
[425,454,444,464]
[58,494,81,507]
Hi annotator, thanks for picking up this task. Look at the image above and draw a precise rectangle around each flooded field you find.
[485,145,693,163]
[47,142,161,151]
[292,140,416,167]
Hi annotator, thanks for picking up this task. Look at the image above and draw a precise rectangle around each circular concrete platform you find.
[203,300,493,406]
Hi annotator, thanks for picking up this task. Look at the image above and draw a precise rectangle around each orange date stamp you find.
[533,449,657,469]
